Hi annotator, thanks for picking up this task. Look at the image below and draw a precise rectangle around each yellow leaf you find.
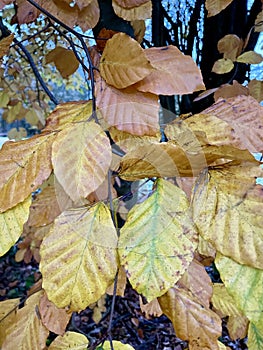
[46,46,79,79]
[158,286,221,349]
[136,46,205,95]
[247,322,263,350]
[0,196,31,257]
[205,0,234,17]
[39,292,72,335]
[248,79,263,103]
[49,331,89,350]
[0,34,14,59]
[0,298,19,347]
[102,340,135,349]
[44,100,92,131]
[0,91,9,107]
[236,51,263,64]
[40,202,118,311]
[217,34,242,61]
[113,0,149,9]
[0,132,55,212]
[131,20,146,43]
[118,179,197,301]
[52,121,111,202]
[255,11,263,32]
[203,95,263,152]
[2,291,49,350]
[192,162,263,269]
[212,58,234,74]
[215,254,263,326]
[107,266,127,297]
[95,78,159,136]
[112,0,152,20]
[100,33,154,89]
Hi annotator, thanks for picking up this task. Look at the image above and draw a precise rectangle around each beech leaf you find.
[205,0,234,17]
[77,0,100,31]
[192,162,263,269]
[102,340,135,349]
[248,79,263,103]
[0,34,14,59]
[112,0,152,21]
[248,323,263,350]
[0,299,20,347]
[0,196,31,257]
[118,179,197,301]
[48,331,89,350]
[136,46,205,95]
[217,34,242,61]
[0,132,55,212]
[236,51,263,64]
[158,285,222,349]
[212,58,234,74]
[46,46,79,78]
[113,0,149,9]
[95,77,159,136]
[52,121,111,202]
[40,203,118,311]
[100,33,154,89]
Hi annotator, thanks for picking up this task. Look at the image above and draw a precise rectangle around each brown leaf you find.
[203,95,263,152]
[46,46,79,78]
[248,79,263,103]
[158,286,221,349]
[0,299,19,347]
[77,0,100,31]
[217,34,243,61]
[39,292,72,335]
[0,34,14,59]
[16,0,40,24]
[131,20,145,43]
[113,0,149,9]
[205,0,234,17]
[212,58,234,74]
[214,80,249,101]
[139,297,163,319]
[135,46,205,95]
[100,33,154,89]
[95,77,159,136]
[112,0,152,21]
[0,132,55,212]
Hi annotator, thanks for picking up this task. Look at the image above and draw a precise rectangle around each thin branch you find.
[26,0,97,118]
[11,21,52,47]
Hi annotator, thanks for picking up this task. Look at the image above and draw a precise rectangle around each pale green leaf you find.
[118,178,197,301]
[248,322,263,350]
[101,340,135,349]
[40,202,118,311]
[0,196,31,257]
[215,253,263,325]
[49,331,89,350]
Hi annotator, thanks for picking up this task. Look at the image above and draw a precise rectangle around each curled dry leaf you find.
[112,0,152,21]
[205,0,234,17]
[217,34,242,61]
[136,46,205,95]
[0,34,14,59]
[100,33,154,89]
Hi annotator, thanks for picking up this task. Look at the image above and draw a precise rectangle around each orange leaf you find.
[77,0,99,31]
[135,46,205,95]
[100,33,154,89]
[112,0,152,21]
[0,34,14,59]
[95,77,159,136]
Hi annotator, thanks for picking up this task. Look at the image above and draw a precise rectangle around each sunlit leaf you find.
[100,33,153,89]
[205,0,234,17]
[136,46,205,95]
[44,100,92,131]
[0,196,31,257]
[236,51,263,64]
[0,299,19,347]
[212,58,234,74]
[118,179,197,301]
[112,0,152,20]
[158,286,222,349]
[95,77,159,136]
[192,162,263,269]
[40,203,118,311]
[2,291,49,350]
[217,34,242,60]
[52,121,111,202]
[48,331,89,350]
[203,95,263,152]
[215,253,263,325]
[39,292,72,335]
[77,0,100,31]
[0,132,55,212]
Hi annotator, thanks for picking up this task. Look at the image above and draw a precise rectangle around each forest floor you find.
[0,247,248,350]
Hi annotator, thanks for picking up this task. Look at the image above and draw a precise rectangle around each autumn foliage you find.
[0,0,263,349]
